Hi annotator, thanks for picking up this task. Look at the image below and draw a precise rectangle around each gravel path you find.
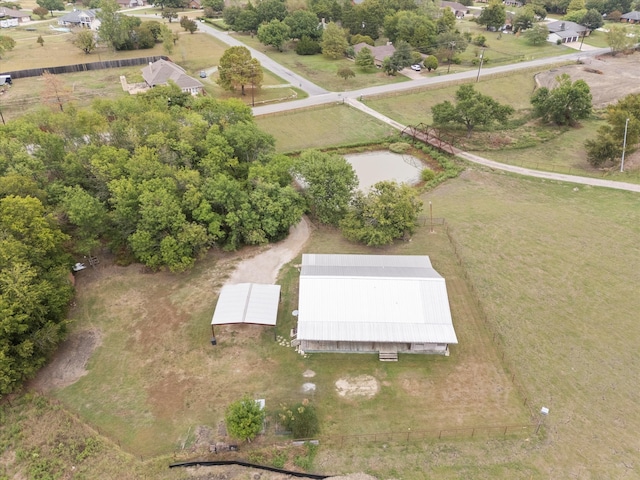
[225,216,310,285]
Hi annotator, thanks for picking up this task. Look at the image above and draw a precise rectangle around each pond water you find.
[344,151,426,191]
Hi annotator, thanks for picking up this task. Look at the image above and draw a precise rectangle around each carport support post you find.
[210,324,216,346]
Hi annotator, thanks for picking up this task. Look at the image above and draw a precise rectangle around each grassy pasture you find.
[5,166,640,478]
[48,208,528,462]
[255,104,397,152]
[419,169,640,478]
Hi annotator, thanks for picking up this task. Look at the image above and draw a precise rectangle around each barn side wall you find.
[299,340,449,355]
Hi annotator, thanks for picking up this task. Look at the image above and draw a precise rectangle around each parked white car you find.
[411,64,422,72]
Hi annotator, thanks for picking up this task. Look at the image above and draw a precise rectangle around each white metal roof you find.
[211,283,281,326]
[297,254,458,344]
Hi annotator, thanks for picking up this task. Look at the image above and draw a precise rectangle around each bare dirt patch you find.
[535,52,640,108]
[29,329,102,393]
[335,375,380,399]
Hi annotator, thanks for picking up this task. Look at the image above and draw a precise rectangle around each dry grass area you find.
[0,25,298,119]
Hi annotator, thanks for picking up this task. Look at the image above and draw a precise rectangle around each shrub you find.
[279,400,319,438]
[473,35,487,46]
[225,396,265,442]
[421,168,435,182]
[350,34,374,45]
[389,142,411,153]
[295,35,321,55]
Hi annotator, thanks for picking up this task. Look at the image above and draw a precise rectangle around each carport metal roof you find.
[211,283,281,326]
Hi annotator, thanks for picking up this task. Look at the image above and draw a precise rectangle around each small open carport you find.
[210,283,281,345]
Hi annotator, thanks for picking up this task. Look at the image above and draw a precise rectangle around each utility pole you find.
[476,48,485,83]
[620,117,630,172]
[447,41,455,73]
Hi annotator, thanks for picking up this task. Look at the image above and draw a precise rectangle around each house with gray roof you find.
[142,59,204,95]
[440,1,468,18]
[295,254,458,360]
[621,11,640,23]
[546,20,589,43]
[58,9,101,29]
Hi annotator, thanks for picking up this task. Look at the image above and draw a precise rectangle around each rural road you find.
[188,21,638,193]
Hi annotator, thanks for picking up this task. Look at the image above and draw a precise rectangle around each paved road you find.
[196,22,328,96]
[252,47,610,115]
[187,23,638,194]
[343,97,640,193]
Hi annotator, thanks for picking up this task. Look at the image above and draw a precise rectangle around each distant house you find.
[620,11,640,23]
[187,0,203,8]
[440,1,468,18]
[295,254,458,360]
[353,42,396,66]
[546,20,589,43]
[58,9,101,29]
[0,7,31,27]
[116,0,146,8]
[141,59,204,95]
[503,0,523,7]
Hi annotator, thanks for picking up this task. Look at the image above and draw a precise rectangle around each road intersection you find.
[194,22,639,193]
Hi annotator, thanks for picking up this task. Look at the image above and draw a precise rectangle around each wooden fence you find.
[3,56,170,79]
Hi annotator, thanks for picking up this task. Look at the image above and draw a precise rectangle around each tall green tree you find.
[432,84,514,137]
[477,0,506,30]
[217,46,263,95]
[36,0,64,16]
[531,73,592,126]
[524,23,549,45]
[73,30,97,54]
[321,22,348,59]
[0,35,16,58]
[0,195,73,396]
[96,0,129,51]
[293,149,357,225]
[284,9,322,40]
[256,0,287,23]
[512,6,535,32]
[340,181,423,246]
[606,24,634,55]
[383,10,436,52]
[257,19,291,51]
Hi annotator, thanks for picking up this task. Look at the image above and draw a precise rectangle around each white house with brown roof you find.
[0,7,31,27]
[142,59,204,95]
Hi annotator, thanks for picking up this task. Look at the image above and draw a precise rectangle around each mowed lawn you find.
[255,104,397,152]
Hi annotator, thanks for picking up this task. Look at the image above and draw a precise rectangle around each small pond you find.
[344,151,426,191]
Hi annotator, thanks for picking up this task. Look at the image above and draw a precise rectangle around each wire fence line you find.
[437,220,536,418]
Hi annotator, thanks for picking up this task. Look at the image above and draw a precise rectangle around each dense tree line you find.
[0,87,312,395]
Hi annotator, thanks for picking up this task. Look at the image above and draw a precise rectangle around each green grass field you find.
[255,104,397,152]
